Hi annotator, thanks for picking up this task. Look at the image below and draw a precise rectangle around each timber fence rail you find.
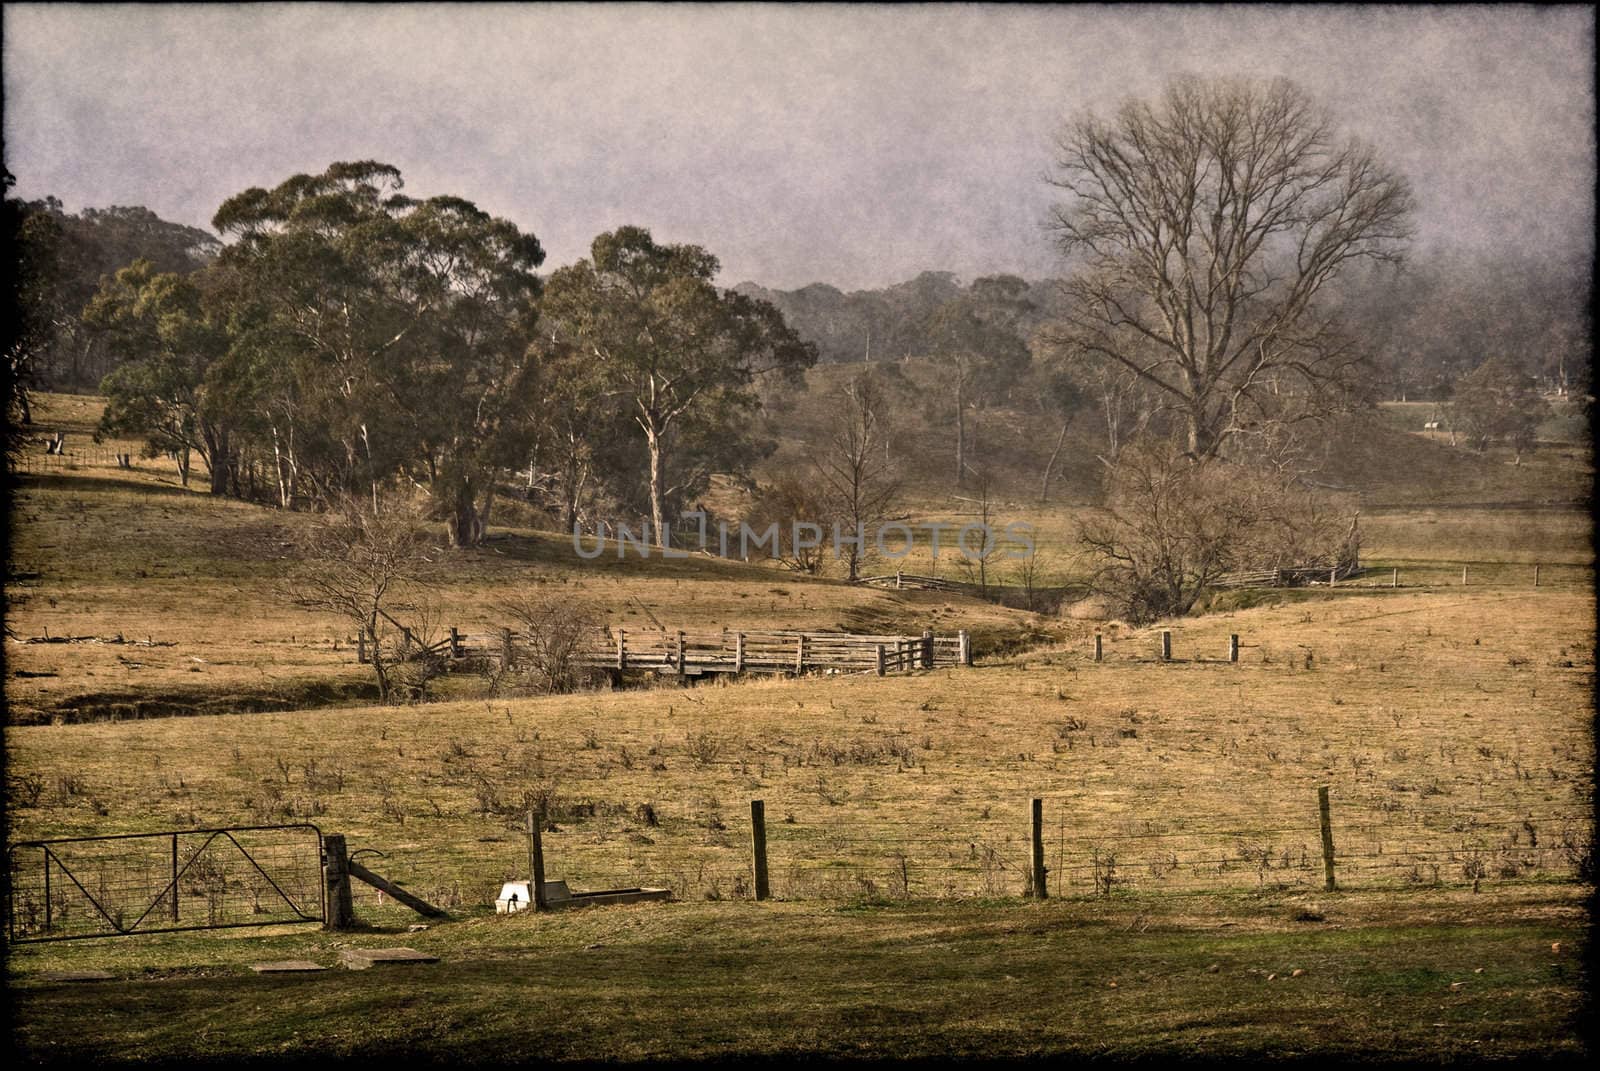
[1212,561,1365,589]
[854,571,979,594]
[387,626,973,677]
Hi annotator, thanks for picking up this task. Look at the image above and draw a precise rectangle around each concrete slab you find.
[250,960,327,973]
[339,947,439,970]
[38,969,113,982]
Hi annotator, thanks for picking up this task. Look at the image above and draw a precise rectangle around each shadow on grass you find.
[15,472,202,499]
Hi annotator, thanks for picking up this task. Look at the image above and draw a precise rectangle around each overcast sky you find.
[3,3,1593,290]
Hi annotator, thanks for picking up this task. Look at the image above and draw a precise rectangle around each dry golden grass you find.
[6,396,1049,723]
[4,393,1593,1062]
[7,390,1592,906]
[8,585,1591,912]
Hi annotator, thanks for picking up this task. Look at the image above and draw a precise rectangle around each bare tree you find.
[1078,438,1356,625]
[496,591,605,694]
[747,475,830,575]
[1043,76,1414,462]
[952,466,1002,597]
[283,495,432,703]
[816,368,900,581]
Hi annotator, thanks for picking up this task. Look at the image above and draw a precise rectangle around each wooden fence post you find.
[735,632,746,674]
[501,628,514,672]
[1159,630,1171,662]
[750,799,770,901]
[1030,798,1047,899]
[1318,786,1337,892]
[1228,634,1239,663]
[1330,566,1337,588]
[1534,564,1540,588]
[527,809,548,911]
[1093,634,1103,662]
[322,833,355,929]
[958,629,972,666]
[677,630,687,678]
[1392,567,1398,589]
[794,634,805,674]
[617,628,627,671]
[448,627,461,659]
[1462,565,1468,586]
[171,833,180,922]
[921,629,934,670]
[875,644,886,677]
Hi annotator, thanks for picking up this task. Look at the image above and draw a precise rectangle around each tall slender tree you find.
[542,226,814,544]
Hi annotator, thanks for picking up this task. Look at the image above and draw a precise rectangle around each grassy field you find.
[4,390,1595,1062]
[5,394,1054,724]
[8,888,1590,1063]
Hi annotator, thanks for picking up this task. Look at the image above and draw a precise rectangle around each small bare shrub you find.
[685,731,722,767]
[8,772,44,808]
[496,591,605,694]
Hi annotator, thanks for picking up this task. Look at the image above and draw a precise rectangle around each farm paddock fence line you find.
[8,791,1588,938]
[303,786,1593,921]
[6,824,324,943]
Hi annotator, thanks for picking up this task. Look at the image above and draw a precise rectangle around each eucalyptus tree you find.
[542,226,815,544]
[85,259,236,491]
[815,367,900,581]
[1043,76,1414,462]
[211,161,544,543]
[926,274,1033,489]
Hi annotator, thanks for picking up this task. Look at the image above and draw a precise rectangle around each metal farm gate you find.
[6,824,324,942]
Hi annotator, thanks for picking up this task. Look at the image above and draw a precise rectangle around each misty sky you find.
[3,4,1594,290]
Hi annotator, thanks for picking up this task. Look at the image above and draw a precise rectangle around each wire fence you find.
[12,444,136,473]
[322,788,1593,922]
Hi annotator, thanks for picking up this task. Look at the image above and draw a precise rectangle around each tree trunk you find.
[479,484,495,534]
[270,424,291,509]
[208,452,230,496]
[954,378,966,490]
[178,447,191,487]
[646,424,667,547]
[1039,420,1069,504]
[366,621,390,703]
[445,480,485,548]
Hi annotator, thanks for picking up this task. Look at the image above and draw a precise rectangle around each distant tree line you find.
[6,161,816,546]
[5,88,1587,565]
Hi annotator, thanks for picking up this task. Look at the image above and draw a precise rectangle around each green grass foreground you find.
[7,886,1591,1064]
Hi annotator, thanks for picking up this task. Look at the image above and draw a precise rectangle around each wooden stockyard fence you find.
[1212,560,1364,590]
[854,571,979,594]
[362,625,973,678]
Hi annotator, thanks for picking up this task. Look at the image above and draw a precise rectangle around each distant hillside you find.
[1304,408,1591,508]
[754,362,1592,513]
[734,272,1064,365]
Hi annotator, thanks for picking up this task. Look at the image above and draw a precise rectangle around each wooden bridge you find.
[364,626,972,679]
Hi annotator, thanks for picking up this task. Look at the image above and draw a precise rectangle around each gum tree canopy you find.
[211,161,546,545]
[542,226,815,545]
[1043,76,1415,461]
